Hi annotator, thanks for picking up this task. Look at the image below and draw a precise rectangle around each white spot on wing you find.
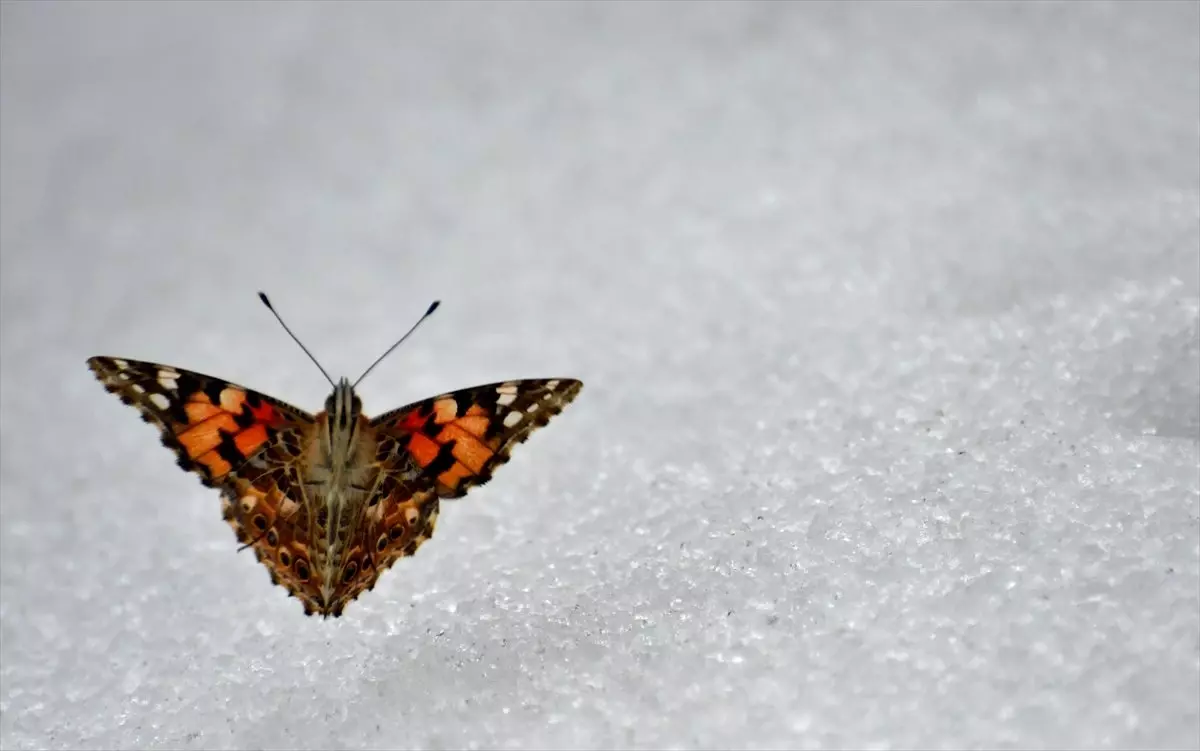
[113,359,129,369]
[496,392,517,406]
[158,370,179,391]
[131,383,145,394]
[149,393,171,410]
[503,411,523,428]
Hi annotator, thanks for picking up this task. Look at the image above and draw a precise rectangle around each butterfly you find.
[87,295,582,618]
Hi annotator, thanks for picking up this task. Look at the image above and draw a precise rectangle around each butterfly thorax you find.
[319,378,365,474]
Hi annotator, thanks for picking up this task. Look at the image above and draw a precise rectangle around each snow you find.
[1,2,1197,749]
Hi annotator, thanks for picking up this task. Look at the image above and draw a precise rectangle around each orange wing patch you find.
[177,409,238,454]
[438,424,495,472]
[174,387,274,481]
[394,401,499,492]
[407,433,441,468]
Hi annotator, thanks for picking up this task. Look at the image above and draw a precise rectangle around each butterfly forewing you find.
[87,357,315,486]
[370,378,584,498]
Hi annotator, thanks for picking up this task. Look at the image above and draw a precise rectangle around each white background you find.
[2,2,1197,749]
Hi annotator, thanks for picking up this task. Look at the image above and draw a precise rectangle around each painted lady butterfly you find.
[87,295,582,617]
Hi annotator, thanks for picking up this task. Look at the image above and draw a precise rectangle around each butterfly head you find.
[325,378,363,430]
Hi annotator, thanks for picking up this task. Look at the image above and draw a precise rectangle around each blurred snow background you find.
[1,1,1197,749]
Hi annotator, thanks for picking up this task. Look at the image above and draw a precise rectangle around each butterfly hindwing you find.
[87,356,315,488]
[219,480,331,615]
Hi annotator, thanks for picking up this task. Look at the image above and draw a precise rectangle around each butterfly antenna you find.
[353,300,440,388]
[258,292,336,387]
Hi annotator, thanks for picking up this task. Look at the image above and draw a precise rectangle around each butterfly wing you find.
[320,378,584,613]
[371,377,584,499]
[87,356,329,608]
[87,356,316,487]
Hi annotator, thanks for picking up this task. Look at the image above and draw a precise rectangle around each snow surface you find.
[1,2,1198,749]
